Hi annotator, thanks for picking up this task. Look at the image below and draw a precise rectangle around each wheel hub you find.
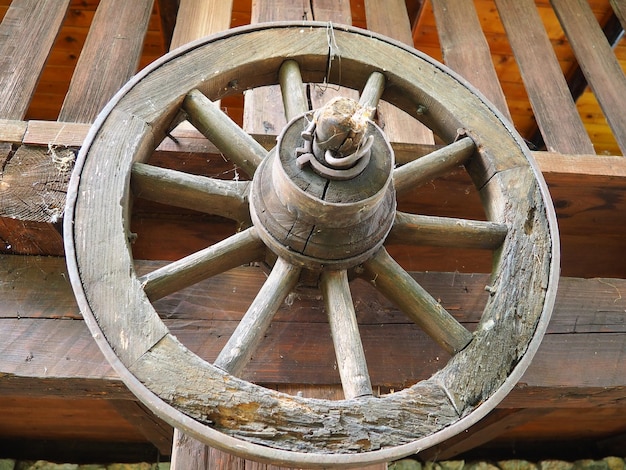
[250,97,396,270]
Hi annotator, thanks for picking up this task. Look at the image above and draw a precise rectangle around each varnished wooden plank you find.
[169,0,233,50]
[430,0,512,122]
[0,0,71,119]
[551,0,626,154]
[59,0,155,123]
[495,0,595,154]
[364,0,435,145]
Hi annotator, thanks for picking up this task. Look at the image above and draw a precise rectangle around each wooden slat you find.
[0,0,70,119]
[169,0,233,50]
[551,0,626,154]
[430,0,512,122]
[611,0,626,31]
[495,0,595,154]
[364,0,435,144]
[1,255,625,404]
[58,0,155,123]
[242,0,308,136]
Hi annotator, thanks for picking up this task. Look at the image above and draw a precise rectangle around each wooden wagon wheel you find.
[64,23,559,467]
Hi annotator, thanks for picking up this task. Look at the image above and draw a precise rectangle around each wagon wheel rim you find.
[64,22,559,467]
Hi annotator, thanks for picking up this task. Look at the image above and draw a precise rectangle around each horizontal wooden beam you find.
[1,255,624,407]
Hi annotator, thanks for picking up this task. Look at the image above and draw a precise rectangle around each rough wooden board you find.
[1,255,624,403]
[551,0,626,154]
[0,0,71,119]
[169,0,233,50]
[0,119,27,143]
[495,0,594,155]
[364,0,434,145]
[59,0,155,123]
[430,0,512,122]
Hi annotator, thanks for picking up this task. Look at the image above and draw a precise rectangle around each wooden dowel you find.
[183,89,266,177]
[214,257,301,376]
[321,269,373,399]
[279,60,309,121]
[131,163,250,222]
[139,227,265,301]
[393,136,475,195]
[387,212,508,250]
[361,248,473,355]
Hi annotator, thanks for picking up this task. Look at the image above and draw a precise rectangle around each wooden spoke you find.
[393,136,476,195]
[183,89,266,177]
[214,257,301,376]
[361,248,473,355]
[387,212,508,250]
[279,59,309,121]
[321,270,373,399]
[139,227,265,301]
[358,71,386,119]
[131,163,250,222]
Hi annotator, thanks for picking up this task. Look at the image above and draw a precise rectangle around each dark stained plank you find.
[495,0,595,155]
[430,0,512,122]
[0,0,71,119]
[551,0,626,155]
[109,399,173,455]
[58,0,155,123]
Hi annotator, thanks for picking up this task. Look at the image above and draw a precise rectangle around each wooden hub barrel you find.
[250,108,396,270]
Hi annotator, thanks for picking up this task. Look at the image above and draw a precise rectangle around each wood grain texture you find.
[551,0,626,154]
[1,255,624,403]
[58,0,155,123]
[495,0,595,154]
[431,0,512,122]
[0,0,71,119]
[364,0,435,145]
[169,0,233,50]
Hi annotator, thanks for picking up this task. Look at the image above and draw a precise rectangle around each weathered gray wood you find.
[131,162,251,222]
[495,0,595,154]
[393,137,475,195]
[364,0,435,145]
[58,0,155,123]
[431,0,512,122]
[64,24,558,464]
[183,89,266,177]
[214,257,301,376]
[278,60,308,121]
[611,0,626,31]
[359,72,386,119]
[0,0,70,119]
[387,212,508,250]
[321,269,373,399]
[139,227,266,301]
[362,248,473,355]
[551,0,626,155]
[169,0,233,50]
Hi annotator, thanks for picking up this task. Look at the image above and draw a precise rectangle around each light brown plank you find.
[495,0,595,154]
[59,0,155,123]
[551,0,626,154]
[611,0,626,31]
[430,0,512,122]
[364,0,435,144]
[169,0,233,50]
[0,0,70,119]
